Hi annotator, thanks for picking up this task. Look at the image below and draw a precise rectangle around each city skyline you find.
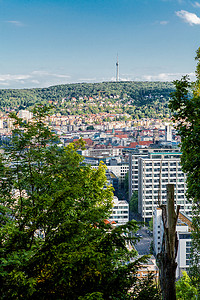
[0,0,200,89]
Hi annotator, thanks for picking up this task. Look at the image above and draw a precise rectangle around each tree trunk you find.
[157,184,180,300]
[157,251,177,300]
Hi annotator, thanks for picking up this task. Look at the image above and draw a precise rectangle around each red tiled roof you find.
[115,134,128,139]
[104,219,110,225]
[83,138,93,146]
[138,141,152,146]
[114,145,128,149]
[128,142,138,148]
[128,140,152,148]
[104,219,117,225]
[72,138,93,146]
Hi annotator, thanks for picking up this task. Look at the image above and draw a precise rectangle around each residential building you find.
[136,256,159,280]
[109,196,129,225]
[128,146,181,201]
[128,148,149,200]
[0,119,3,129]
[165,123,172,142]
[138,151,191,221]
[81,146,123,158]
[18,110,33,121]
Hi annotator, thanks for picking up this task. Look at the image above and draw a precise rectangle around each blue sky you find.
[0,0,200,88]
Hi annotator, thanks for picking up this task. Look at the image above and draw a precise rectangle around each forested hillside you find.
[0,81,175,118]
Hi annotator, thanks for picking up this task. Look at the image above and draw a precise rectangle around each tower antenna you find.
[116,54,119,82]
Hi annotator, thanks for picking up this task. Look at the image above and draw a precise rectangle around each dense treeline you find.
[0,106,161,299]
[0,81,175,118]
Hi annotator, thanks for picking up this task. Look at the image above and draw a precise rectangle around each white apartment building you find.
[0,119,3,129]
[81,147,123,158]
[18,110,33,121]
[109,196,129,225]
[165,123,172,142]
[153,208,192,278]
[153,208,163,255]
[128,149,149,200]
[137,151,191,221]
[129,147,181,200]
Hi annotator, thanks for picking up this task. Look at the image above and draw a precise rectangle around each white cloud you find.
[0,71,196,89]
[142,72,195,81]
[160,21,169,25]
[31,71,70,78]
[109,72,196,82]
[0,74,31,82]
[31,80,40,84]
[5,20,24,27]
[0,71,71,88]
[192,2,200,8]
[78,77,97,82]
[176,10,200,25]
[0,82,9,86]
[53,74,70,78]
[31,71,50,76]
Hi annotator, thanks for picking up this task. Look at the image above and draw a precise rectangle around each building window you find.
[186,260,190,266]
[186,241,192,247]
[179,234,191,239]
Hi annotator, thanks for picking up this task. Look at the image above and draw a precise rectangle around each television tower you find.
[116,54,119,82]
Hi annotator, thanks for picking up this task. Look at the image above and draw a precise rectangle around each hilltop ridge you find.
[0,81,175,118]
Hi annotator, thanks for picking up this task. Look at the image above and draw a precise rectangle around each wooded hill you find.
[0,81,175,119]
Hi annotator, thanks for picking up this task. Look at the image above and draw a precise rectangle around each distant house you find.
[136,256,159,280]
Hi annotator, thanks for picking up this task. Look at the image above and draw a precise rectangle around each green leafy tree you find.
[124,172,129,197]
[169,47,200,295]
[148,217,153,232]
[176,271,198,300]
[0,106,160,299]
[86,125,94,130]
[130,191,138,213]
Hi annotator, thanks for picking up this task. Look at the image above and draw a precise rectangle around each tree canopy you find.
[176,271,198,300]
[0,106,160,299]
[0,81,174,118]
[169,48,200,294]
